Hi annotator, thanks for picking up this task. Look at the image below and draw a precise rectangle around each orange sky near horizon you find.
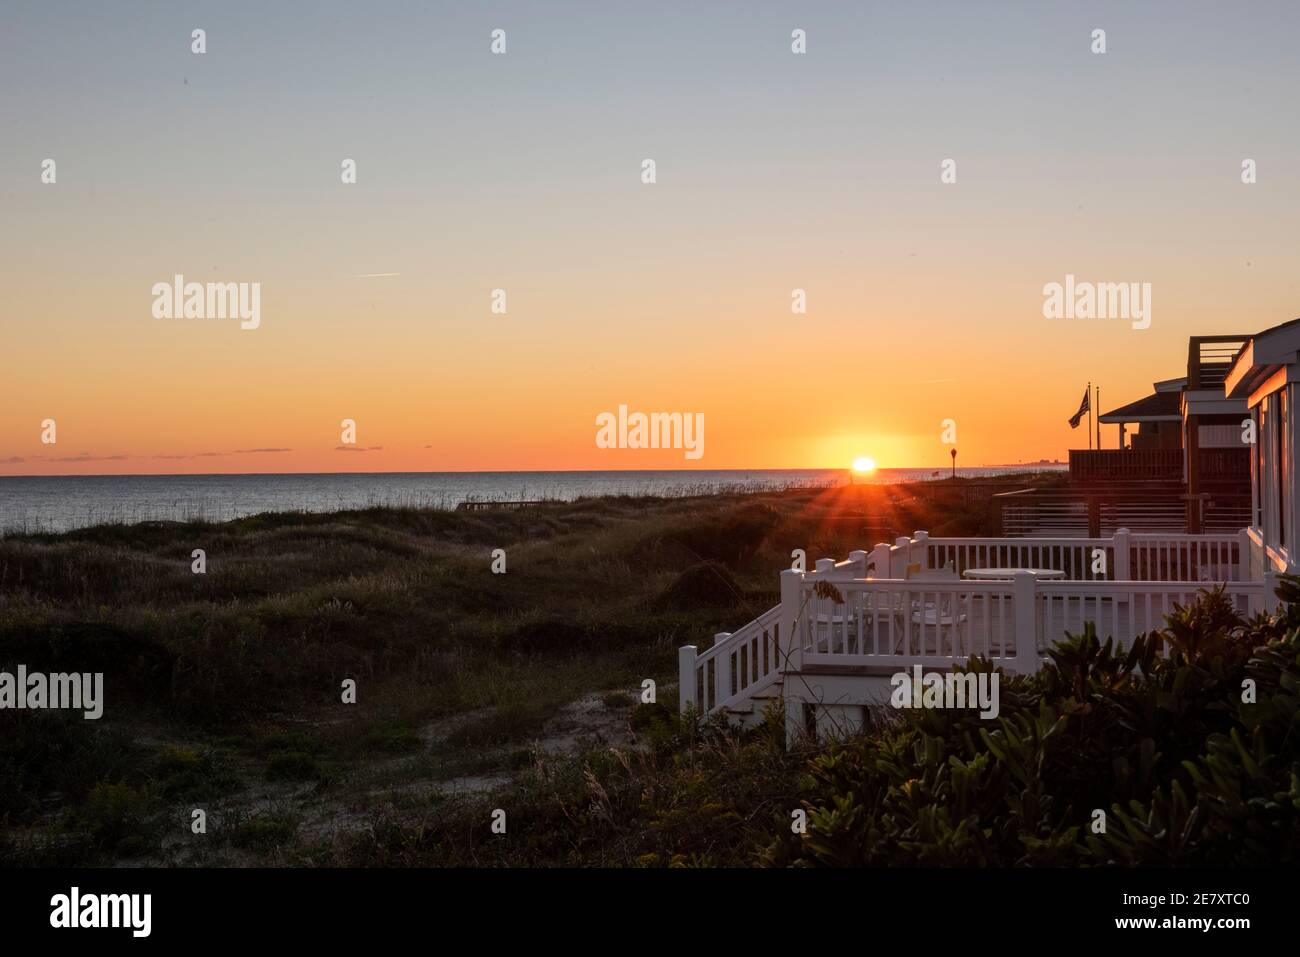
[3,257,1290,476]
[4,4,1300,476]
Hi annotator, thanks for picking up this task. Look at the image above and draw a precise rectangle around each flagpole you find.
[1096,385,1101,450]
[1088,381,1092,450]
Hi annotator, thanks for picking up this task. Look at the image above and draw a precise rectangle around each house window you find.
[1258,393,1289,552]
[1254,408,1263,529]
[1261,398,1274,545]
[1264,400,1269,531]
[1280,389,1289,549]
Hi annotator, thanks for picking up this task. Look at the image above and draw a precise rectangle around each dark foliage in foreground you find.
[331,579,1300,867]
[768,579,1300,867]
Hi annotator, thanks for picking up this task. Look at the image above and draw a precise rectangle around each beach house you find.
[1224,317,1300,576]
[998,336,1251,536]
[682,323,1292,742]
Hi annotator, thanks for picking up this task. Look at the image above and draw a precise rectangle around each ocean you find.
[0,467,1065,534]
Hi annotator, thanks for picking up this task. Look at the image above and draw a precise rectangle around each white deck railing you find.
[917,529,1248,583]
[679,605,782,715]
[797,575,1267,673]
[679,527,1267,718]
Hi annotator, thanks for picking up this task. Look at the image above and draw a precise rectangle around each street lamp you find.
[950,447,957,479]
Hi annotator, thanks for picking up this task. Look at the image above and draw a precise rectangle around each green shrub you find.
[149,745,242,800]
[264,751,323,783]
[0,711,143,822]
[443,701,553,750]
[68,782,156,855]
[229,810,300,851]
[652,562,745,610]
[360,728,423,755]
[778,581,1300,867]
[669,503,780,567]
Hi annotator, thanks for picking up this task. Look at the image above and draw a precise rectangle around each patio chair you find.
[896,561,967,655]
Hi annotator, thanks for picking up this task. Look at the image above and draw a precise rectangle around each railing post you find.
[912,530,930,569]
[1237,528,1252,582]
[678,645,697,714]
[1011,571,1040,674]
[869,543,891,579]
[779,568,804,677]
[715,634,732,704]
[893,536,911,577]
[1113,527,1130,581]
[848,549,868,577]
[815,558,835,575]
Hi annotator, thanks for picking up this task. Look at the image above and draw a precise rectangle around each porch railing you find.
[1069,448,1183,483]
[995,488,1252,536]
[679,605,781,715]
[796,575,1267,675]
[919,529,1248,582]
[678,527,1265,717]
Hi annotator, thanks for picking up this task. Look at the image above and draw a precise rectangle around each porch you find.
[678,529,1273,740]
[1067,447,1249,485]
[993,484,1250,536]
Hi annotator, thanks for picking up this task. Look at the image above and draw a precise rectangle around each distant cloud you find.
[335,445,384,452]
[350,273,399,279]
[2,456,24,464]
[152,448,293,460]
[51,453,128,462]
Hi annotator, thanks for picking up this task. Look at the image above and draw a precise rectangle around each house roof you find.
[1225,317,1300,401]
[1099,389,1182,423]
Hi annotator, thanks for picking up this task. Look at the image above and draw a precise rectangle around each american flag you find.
[1068,387,1090,428]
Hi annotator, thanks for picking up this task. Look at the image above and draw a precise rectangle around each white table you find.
[961,567,1066,580]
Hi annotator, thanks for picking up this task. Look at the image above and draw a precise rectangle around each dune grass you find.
[0,477,1056,865]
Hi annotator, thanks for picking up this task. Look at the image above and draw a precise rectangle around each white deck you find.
[800,578,1262,663]
[679,529,1274,737]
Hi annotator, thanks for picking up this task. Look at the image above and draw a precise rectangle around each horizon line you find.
[0,464,1067,480]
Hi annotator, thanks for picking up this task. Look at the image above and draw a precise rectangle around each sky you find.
[3,0,1300,475]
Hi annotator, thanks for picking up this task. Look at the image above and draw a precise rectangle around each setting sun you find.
[852,456,877,474]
